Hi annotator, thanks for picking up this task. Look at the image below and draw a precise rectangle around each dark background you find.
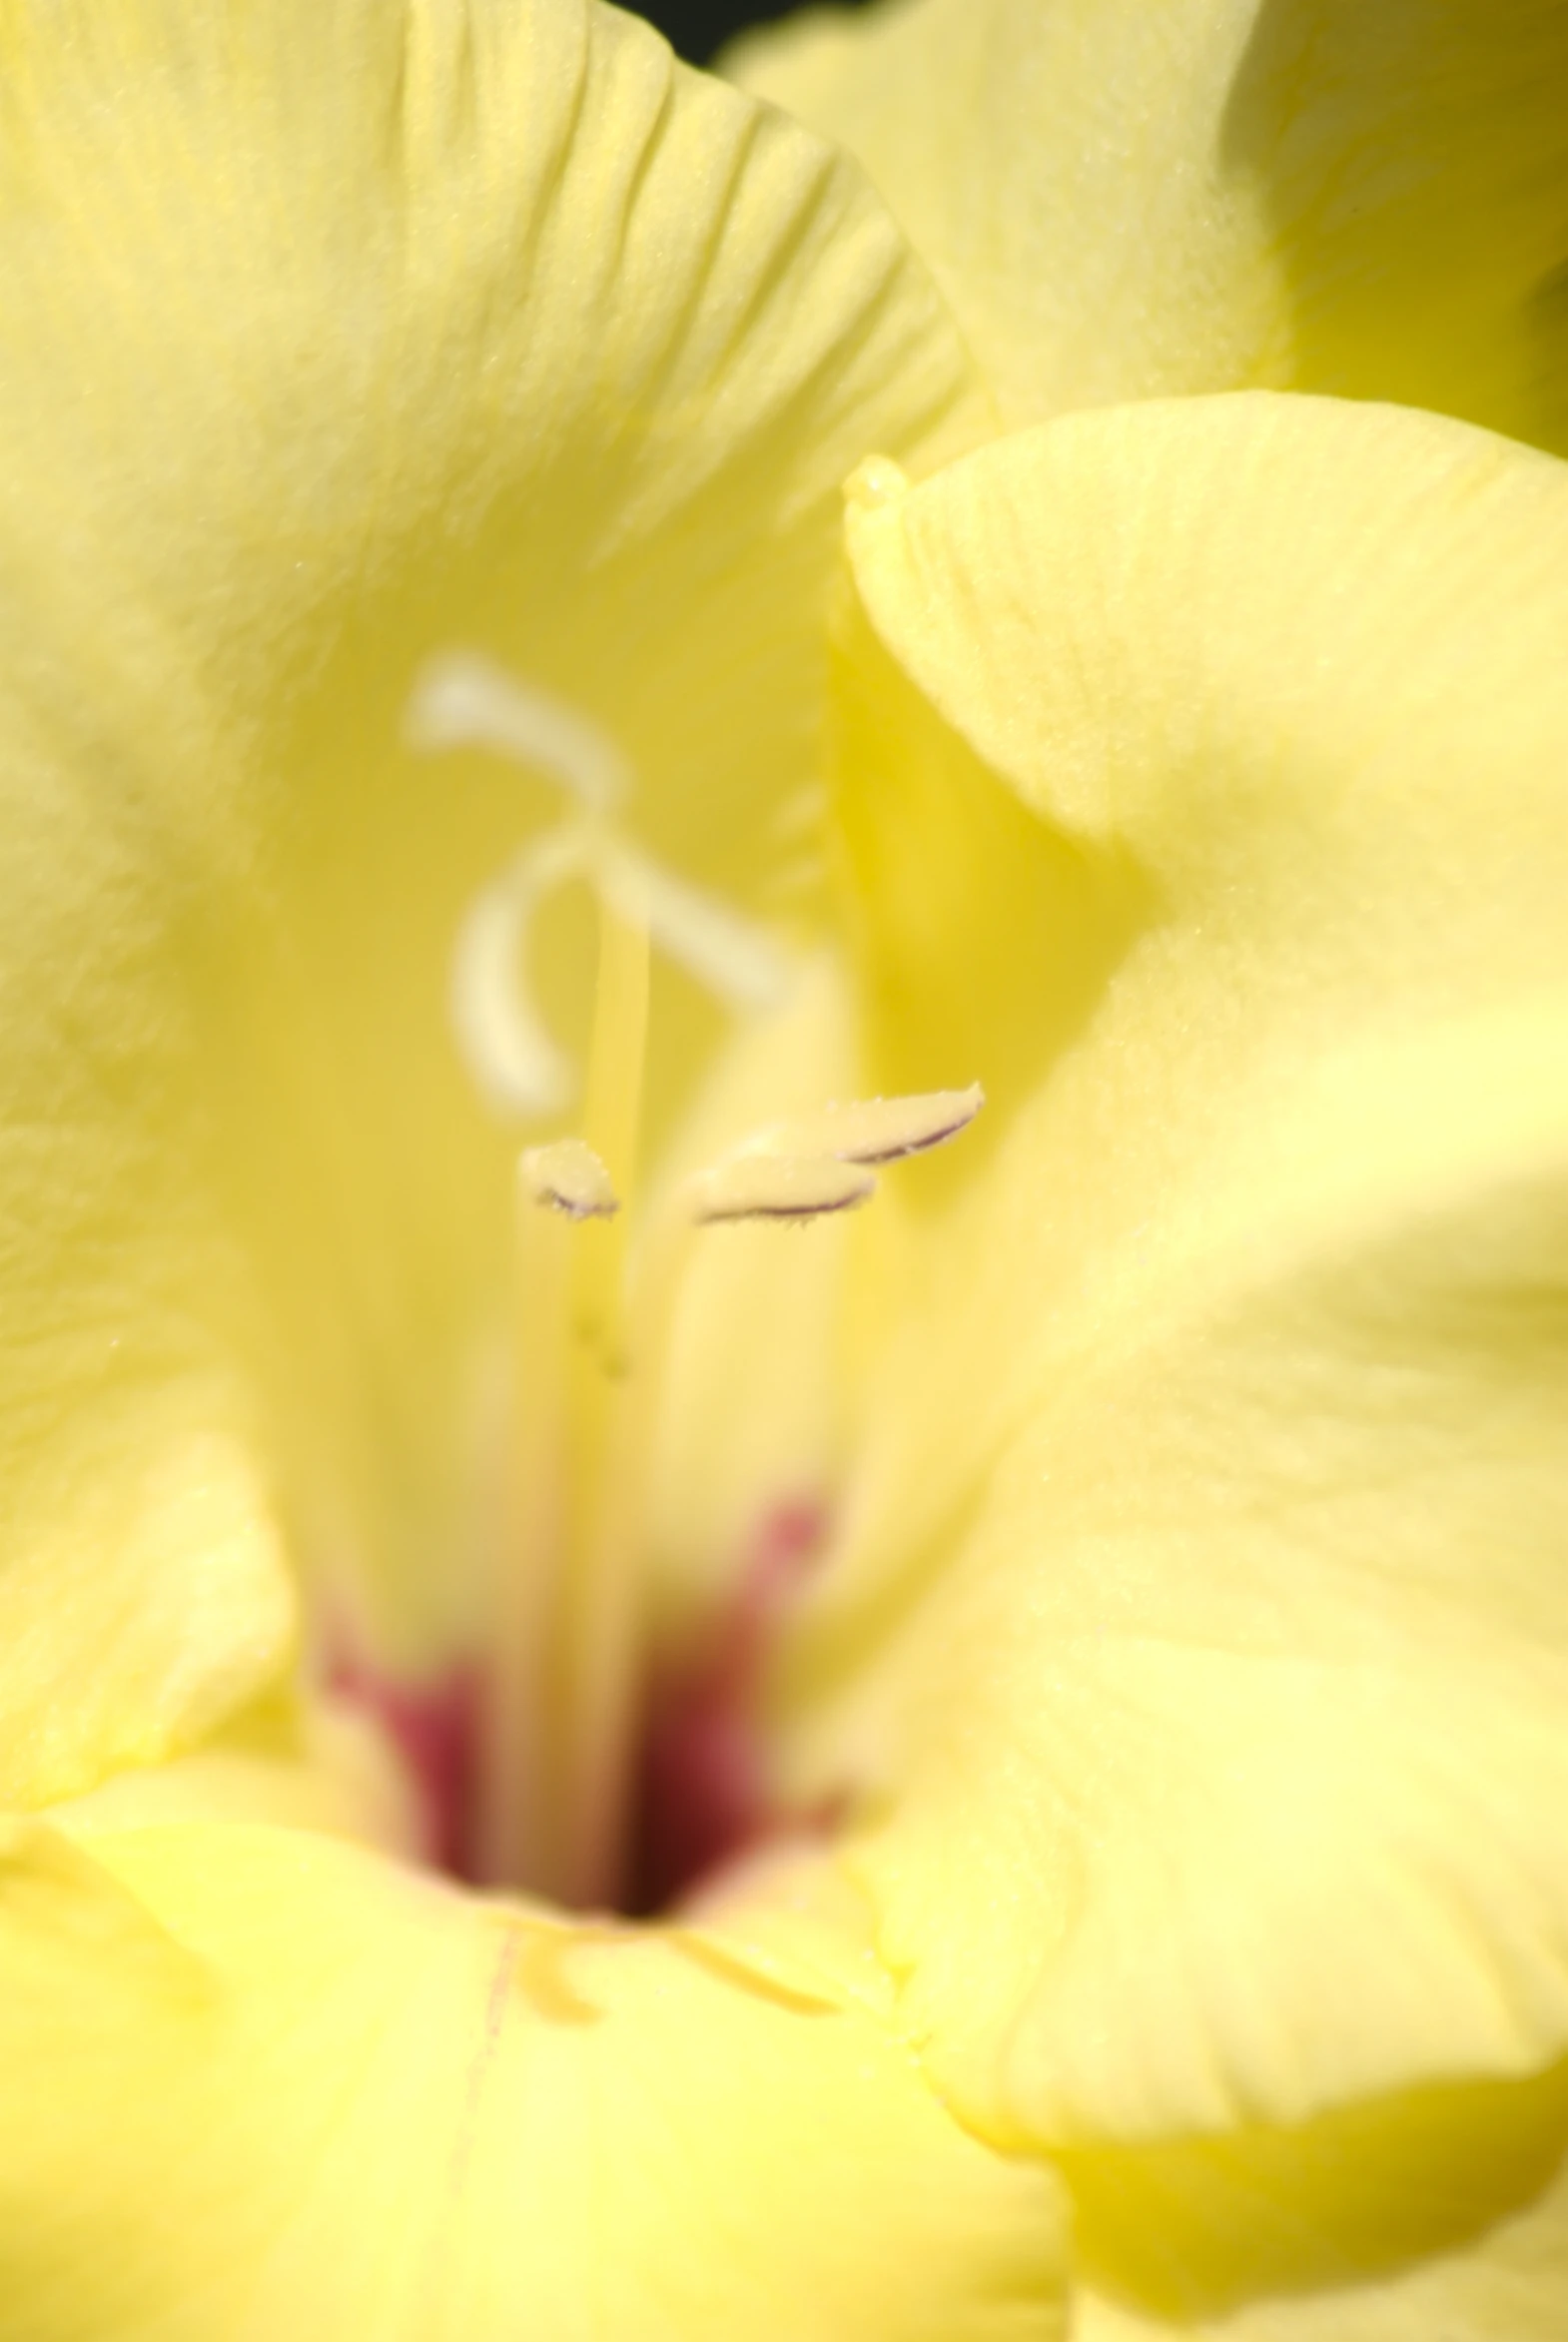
[634,0,853,67]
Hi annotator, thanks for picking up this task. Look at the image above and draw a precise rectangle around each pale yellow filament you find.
[477,887,653,1907]
[473,1163,576,1891]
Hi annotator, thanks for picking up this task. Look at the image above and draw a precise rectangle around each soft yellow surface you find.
[758,395,1568,2154]
[1068,2064,1568,2337]
[8,0,1568,2331]
[44,1691,422,1855]
[730,0,1568,449]
[0,1818,1068,2340]
[0,0,983,1803]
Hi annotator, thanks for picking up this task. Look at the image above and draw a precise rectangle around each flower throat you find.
[409,656,981,1915]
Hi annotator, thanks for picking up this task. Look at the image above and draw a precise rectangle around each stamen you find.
[745,1083,986,1169]
[479,884,655,1906]
[539,1081,984,1903]
[688,1154,876,1224]
[472,1152,578,1891]
[521,1139,619,1221]
[485,1080,984,1904]
[415,654,992,1916]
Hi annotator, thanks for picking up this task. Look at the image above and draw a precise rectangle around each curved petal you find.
[0,1818,1068,2338]
[42,1691,423,1854]
[1068,2058,1568,2339]
[729,0,1568,449]
[0,0,986,1801]
[773,396,1568,2149]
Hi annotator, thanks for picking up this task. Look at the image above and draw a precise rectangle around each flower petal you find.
[1067,2057,1568,2338]
[0,1818,1069,2338]
[730,0,1568,449]
[778,395,1568,2148]
[42,1692,422,1855]
[0,0,985,1794]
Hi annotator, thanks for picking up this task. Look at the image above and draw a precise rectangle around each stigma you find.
[408,654,786,1121]
[408,657,983,1915]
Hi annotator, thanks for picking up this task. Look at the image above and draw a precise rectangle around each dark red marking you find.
[326,1496,831,1914]
[624,1498,828,1917]
[327,1649,481,1880]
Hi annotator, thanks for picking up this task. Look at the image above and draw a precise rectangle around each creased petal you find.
[777,395,1568,2149]
[730,0,1568,450]
[0,0,986,1798]
[0,1819,1068,2340]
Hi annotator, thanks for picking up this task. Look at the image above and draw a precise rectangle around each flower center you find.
[404,657,981,1915]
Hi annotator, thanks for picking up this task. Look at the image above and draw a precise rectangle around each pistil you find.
[473,1153,576,1892]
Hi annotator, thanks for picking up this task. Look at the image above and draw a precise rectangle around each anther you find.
[520,1139,619,1220]
[685,1084,985,1226]
[688,1154,876,1224]
[747,1084,986,1169]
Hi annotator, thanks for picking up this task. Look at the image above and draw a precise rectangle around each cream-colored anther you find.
[748,1083,986,1168]
[406,655,630,811]
[688,1153,875,1223]
[519,1139,619,1221]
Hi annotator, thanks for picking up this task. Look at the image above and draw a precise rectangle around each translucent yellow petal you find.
[0,0,986,1795]
[0,1820,1068,2339]
[775,396,1568,2149]
[1067,2058,1568,2339]
[730,0,1568,451]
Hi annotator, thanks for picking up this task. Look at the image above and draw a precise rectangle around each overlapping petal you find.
[0,1816,1068,2338]
[9,0,1566,2327]
[1067,2056,1568,2338]
[0,0,985,1803]
[730,0,1568,449]
[766,395,1568,2152]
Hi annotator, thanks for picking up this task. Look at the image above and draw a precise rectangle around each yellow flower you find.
[4,0,1568,2336]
